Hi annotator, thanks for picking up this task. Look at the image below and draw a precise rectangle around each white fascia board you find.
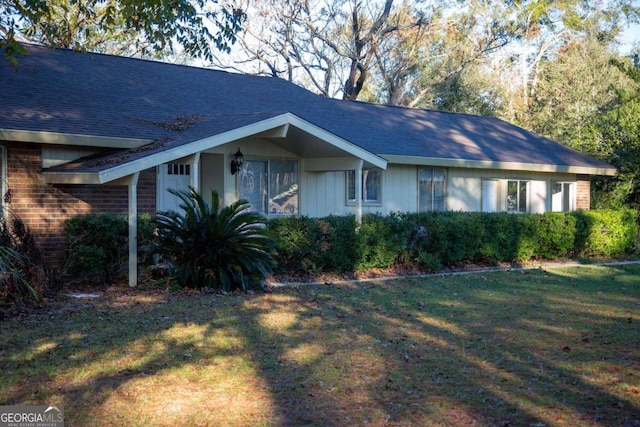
[44,113,387,184]
[43,172,102,184]
[382,155,618,176]
[0,129,150,149]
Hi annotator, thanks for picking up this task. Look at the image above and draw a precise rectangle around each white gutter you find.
[382,155,618,176]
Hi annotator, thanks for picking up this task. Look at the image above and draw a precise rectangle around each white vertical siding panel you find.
[448,169,482,212]
[529,180,548,213]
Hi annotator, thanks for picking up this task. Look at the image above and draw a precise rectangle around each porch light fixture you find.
[230,149,244,175]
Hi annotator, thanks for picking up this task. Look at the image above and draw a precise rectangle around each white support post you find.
[189,152,201,192]
[355,159,364,226]
[128,172,140,287]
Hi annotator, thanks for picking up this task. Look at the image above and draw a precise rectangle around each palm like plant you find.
[155,187,274,291]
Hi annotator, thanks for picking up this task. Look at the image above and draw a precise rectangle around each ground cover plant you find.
[0,263,638,426]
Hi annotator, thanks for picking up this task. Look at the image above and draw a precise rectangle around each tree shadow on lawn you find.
[0,265,638,426]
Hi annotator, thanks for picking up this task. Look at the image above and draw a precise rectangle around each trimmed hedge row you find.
[268,210,638,276]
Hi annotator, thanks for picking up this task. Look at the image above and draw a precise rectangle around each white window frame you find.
[418,167,447,212]
[551,181,575,212]
[0,145,6,217]
[239,158,299,216]
[346,169,382,206]
[507,179,530,213]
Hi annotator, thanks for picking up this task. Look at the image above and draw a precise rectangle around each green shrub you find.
[266,209,637,277]
[269,216,331,277]
[357,213,412,270]
[571,210,638,257]
[64,213,128,283]
[64,213,157,284]
[320,215,361,272]
[155,187,274,291]
[538,213,577,259]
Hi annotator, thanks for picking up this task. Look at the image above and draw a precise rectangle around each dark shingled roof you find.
[0,43,615,173]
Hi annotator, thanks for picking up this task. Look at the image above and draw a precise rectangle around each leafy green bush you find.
[64,213,128,283]
[357,213,411,270]
[155,187,274,291]
[320,215,362,272]
[269,216,331,277]
[267,209,637,277]
[571,210,638,257]
[538,213,577,259]
[64,213,157,284]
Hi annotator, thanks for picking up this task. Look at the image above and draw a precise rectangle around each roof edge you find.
[0,129,151,149]
[43,113,387,184]
[382,155,618,176]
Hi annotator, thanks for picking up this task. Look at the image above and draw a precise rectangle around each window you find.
[507,180,529,213]
[0,146,6,217]
[167,163,190,175]
[239,159,298,215]
[419,168,447,211]
[347,169,382,204]
[552,182,574,212]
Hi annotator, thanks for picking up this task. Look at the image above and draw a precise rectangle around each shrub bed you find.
[268,210,638,276]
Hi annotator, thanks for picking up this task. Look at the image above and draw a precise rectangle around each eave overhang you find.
[42,113,388,184]
[0,129,150,149]
[382,155,618,176]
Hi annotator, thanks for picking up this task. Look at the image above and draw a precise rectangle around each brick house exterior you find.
[3,142,156,269]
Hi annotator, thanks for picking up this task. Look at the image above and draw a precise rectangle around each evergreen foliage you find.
[155,187,274,291]
[268,211,638,277]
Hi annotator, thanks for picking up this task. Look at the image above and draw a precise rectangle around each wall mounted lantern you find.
[230,149,244,175]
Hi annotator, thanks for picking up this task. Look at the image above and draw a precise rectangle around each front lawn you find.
[1,264,639,426]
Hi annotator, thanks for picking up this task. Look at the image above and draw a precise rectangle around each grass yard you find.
[1,264,639,426]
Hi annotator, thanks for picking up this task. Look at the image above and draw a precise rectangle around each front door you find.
[157,163,191,212]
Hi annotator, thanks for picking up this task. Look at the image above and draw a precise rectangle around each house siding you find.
[448,168,581,213]
[299,164,588,217]
[3,142,156,271]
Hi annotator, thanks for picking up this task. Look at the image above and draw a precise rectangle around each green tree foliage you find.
[1,0,245,64]
[526,40,640,209]
[155,187,274,291]
[591,57,640,209]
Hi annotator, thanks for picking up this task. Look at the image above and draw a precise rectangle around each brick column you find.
[575,174,591,210]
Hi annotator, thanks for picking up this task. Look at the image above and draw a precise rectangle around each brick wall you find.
[575,174,591,210]
[3,142,156,271]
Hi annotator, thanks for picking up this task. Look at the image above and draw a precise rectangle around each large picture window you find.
[239,159,299,215]
[419,168,447,212]
[347,169,382,204]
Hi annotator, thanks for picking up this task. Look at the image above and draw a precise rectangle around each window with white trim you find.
[347,169,382,204]
[552,182,574,212]
[507,180,529,213]
[167,163,190,176]
[419,168,447,212]
[239,159,299,215]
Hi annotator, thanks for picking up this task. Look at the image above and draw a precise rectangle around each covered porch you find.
[43,113,387,287]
